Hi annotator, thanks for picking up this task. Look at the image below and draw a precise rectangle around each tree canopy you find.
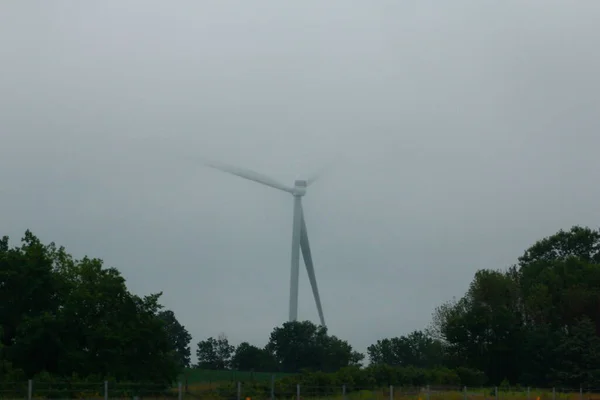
[0,231,191,384]
[196,334,235,370]
[431,226,600,386]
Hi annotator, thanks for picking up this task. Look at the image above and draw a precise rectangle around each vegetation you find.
[190,226,600,389]
[430,226,600,387]
[0,231,191,387]
[4,225,600,396]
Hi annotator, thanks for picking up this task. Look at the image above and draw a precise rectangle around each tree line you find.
[195,226,600,388]
[3,226,600,388]
[195,323,364,373]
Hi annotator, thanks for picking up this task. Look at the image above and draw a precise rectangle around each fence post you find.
[178,382,183,400]
[104,381,108,400]
[237,382,241,400]
[270,375,275,400]
[389,385,394,400]
[580,386,583,400]
[527,387,530,400]
[552,388,556,400]
[342,385,346,400]
[27,379,33,400]
[426,385,430,400]
[494,386,498,400]
[296,384,300,400]
[463,386,467,400]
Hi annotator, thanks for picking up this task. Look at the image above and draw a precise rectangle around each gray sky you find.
[2,0,600,359]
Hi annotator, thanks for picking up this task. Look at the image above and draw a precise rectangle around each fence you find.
[1,381,599,400]
[187,383,600,400]
[0,380,181,400]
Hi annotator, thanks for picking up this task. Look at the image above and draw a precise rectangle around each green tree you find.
[266,320,363,373]
[0,232,63,376]
[429,226,600,386]
[196,334,234,370]
[550,317,600,387]
[158,310,192,368]
[231,342,278,372]
[432,269,522,384]
[367,330,444,368]
[515,226,600,385]
[0,231,180,384]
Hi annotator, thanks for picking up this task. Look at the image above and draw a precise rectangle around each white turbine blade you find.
[299,204,326,327]
[305,169,324,187]
[305,160,335,187]
[204,160,294,194]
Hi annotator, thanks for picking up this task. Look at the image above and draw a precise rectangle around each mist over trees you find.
[3,226,600,388]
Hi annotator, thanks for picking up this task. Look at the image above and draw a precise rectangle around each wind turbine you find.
[204,160,326,327]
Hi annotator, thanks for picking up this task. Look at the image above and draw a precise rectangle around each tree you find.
[550,317,600,387]
[0,231,61,376]
[196,334,234,370]
[266,321,363,373]
[158,310,192,368]
[431,269,523,384]
[0,231,181,384]
[231,342,278,372]
[367,330,444,368]
[518,226,600,267]
[515,226,600,385]
[427,226,600,386]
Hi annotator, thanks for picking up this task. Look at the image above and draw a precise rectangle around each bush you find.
[274,365,481,391]
[455,367,487,387]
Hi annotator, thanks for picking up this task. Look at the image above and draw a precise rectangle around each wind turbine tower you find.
[205,161,326,327]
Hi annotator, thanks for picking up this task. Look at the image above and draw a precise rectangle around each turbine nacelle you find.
[293,180,308,196]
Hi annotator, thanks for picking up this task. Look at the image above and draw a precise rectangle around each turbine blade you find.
[305,169,324,187]
[299,203,326,327]
[204,160,294,193]
[305,161,335,187]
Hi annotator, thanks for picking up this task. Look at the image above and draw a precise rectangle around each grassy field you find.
[179,386,597,400]
[178,370,599,400]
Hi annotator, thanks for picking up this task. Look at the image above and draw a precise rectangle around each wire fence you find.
[0,381,179,400]
[186,383,600,400]
[1,381,599,400]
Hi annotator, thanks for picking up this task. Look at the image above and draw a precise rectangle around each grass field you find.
[179,385,598,400]
[178,370,600,400]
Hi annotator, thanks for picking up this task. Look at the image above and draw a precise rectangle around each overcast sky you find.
[2,0,600,359]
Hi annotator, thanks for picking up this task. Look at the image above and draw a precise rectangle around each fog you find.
[1,0,600,357]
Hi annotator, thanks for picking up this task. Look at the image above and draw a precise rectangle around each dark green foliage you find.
[182,368,291,383]
[231,342,278,372]
[367,330,444,368]
[0,231,189,385]
[213,365,474,397]
[159,310,193,368]
[265,321,364,373]
[432,226,600,387]
[196,334,235,370]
